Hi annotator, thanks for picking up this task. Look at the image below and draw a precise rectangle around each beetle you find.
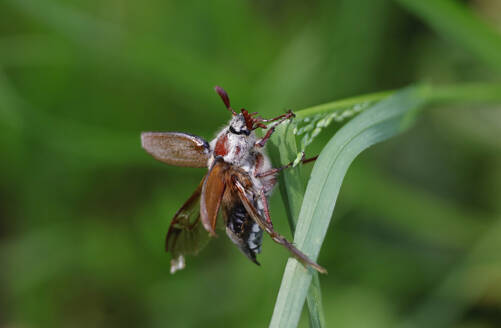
[141,86,326,274]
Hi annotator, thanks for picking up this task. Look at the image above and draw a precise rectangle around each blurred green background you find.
[1,0,501,327]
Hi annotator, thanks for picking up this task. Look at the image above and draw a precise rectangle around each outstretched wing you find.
[232,176,327,274]
[200,158,227,236]
[166,176,211,273]
[141,132,210,168]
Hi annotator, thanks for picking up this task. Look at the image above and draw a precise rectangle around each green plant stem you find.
[294,83,501,120]
[295,90,393,119]
[426,83,501,104]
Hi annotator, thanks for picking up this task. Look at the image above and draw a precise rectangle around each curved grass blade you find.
[269,86,427,328]
[269,123,325,328]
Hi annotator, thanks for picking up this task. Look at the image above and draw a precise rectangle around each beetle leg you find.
[255,154,318,178]
[259,189,273,227]
[255,110,295,148]
[233,178,327,274]
[261,110,295,123]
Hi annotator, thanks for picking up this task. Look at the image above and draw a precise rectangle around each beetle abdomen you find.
[225,203,263,264]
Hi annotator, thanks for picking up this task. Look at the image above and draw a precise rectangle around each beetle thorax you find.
[208,114,258,170]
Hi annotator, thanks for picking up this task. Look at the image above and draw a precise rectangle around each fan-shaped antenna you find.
[214,86,236,115]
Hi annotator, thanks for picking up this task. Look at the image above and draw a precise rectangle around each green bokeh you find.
[1,0,500,327]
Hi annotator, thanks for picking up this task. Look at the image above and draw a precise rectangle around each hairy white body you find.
[207,114,276,255]
[207,114,276,196]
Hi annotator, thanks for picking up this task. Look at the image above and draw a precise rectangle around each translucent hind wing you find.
[166,177,211,273]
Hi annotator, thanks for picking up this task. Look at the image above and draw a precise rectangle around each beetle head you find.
[214,86,268,134]
[228,114,251,136]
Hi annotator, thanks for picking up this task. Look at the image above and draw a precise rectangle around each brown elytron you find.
[141,86,326,274]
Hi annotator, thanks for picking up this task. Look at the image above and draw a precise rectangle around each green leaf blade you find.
[269,121,326,328]
[270,86,427,328]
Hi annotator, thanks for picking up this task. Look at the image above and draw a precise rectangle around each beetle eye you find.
[229,126,250,136]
